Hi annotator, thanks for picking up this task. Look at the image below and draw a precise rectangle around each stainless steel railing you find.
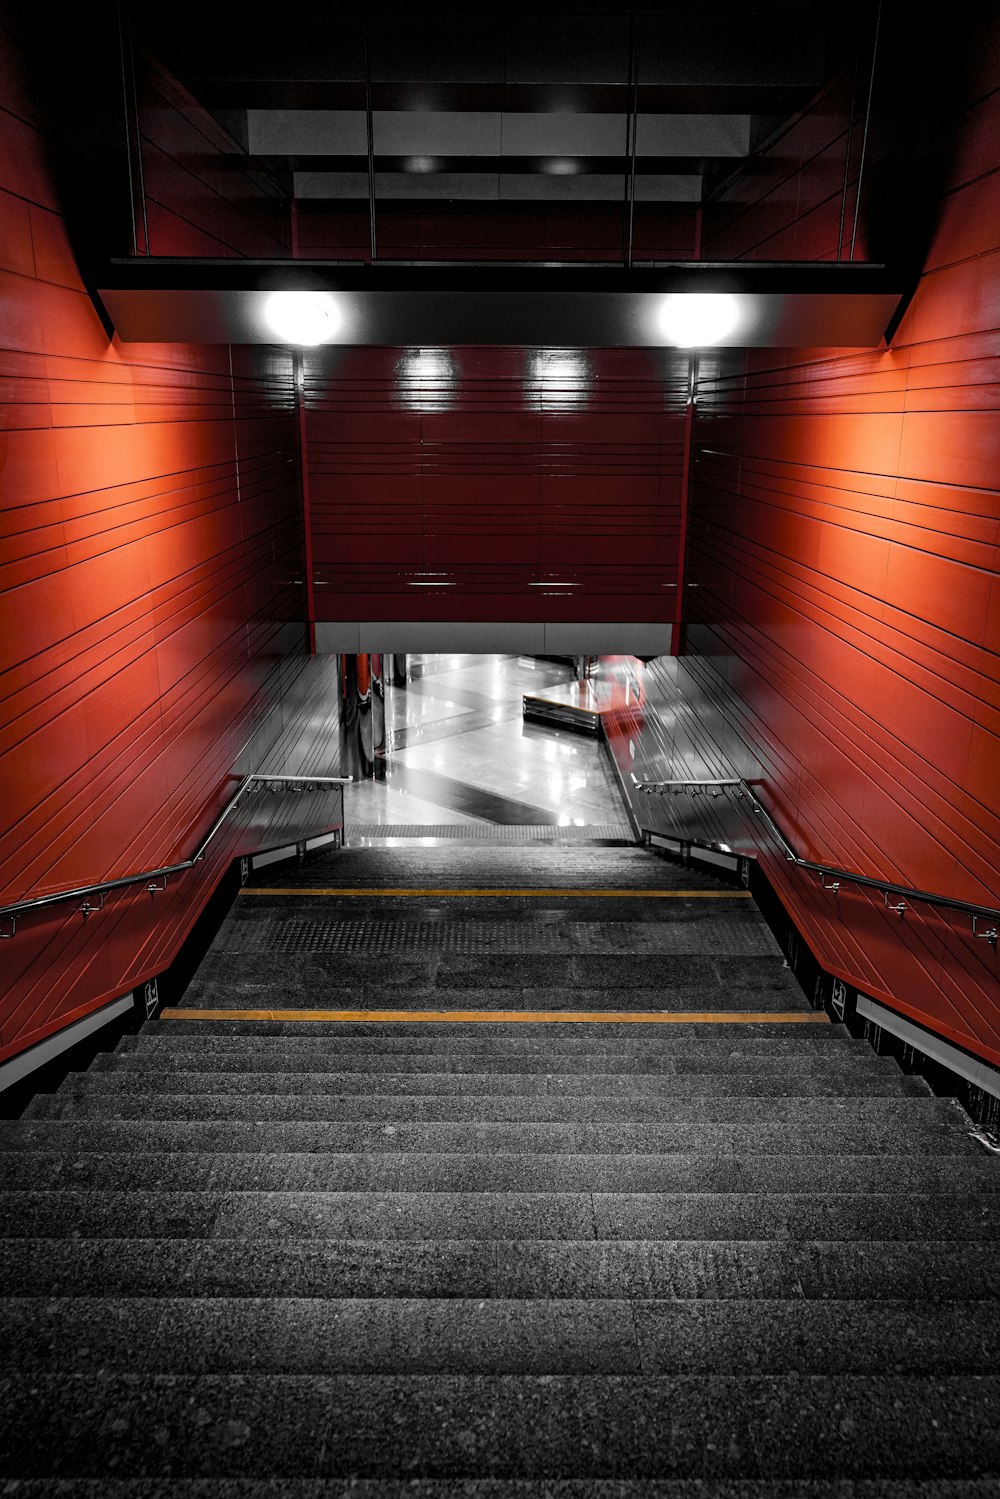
[0,773,352,936]
[632,774,1000,945]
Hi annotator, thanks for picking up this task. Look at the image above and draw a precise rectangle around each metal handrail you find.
[0,773,352,931]
[631,774,1000,933]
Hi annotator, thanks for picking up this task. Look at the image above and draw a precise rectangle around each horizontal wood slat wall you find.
[0,17,336,1064]
[306,347,689,623]
[682,16,1000,1065]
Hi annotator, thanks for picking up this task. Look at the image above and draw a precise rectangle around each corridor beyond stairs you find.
[2,837,1000,1491]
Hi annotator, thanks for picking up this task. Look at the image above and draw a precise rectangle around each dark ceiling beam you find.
[273,154,722,175]
[97,257,903,349]
[191,83,820,115]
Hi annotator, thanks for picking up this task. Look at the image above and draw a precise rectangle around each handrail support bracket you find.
[972,916,999,950]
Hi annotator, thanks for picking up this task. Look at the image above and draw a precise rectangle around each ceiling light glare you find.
[657,293,740,348]
[527,349,593,411]
[264,291,341,347]
[397,348,457,412]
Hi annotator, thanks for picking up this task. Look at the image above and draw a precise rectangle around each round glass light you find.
[657,293,740,347]
[263,291,341,346]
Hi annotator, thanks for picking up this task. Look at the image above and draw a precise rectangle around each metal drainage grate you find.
[270,919,779,956]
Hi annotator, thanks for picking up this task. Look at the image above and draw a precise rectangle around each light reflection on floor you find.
[344,655,631,841]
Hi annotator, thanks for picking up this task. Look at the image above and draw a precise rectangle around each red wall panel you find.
[679,22,1000,1066]
[134,50,291,259]
[702,73,863,263]
[0,22,337,1065]
[295,202,698,264]
[305,346,688,623]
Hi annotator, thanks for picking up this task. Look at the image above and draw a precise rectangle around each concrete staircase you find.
[2,842,999,1492]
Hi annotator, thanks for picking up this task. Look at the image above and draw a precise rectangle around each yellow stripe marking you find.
[240,887,753,898]
[162,1008,828,1025]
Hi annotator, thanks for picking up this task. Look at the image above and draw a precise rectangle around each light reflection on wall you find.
[525,349,593,412]
[396,348,458,412]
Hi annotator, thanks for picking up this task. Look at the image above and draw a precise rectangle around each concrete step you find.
[22,1090,963,1126]
[1,1236,996,1301]
[143,1018,849,1038]
[244,845,729,891]
[1,1371,999,1479]
[177,989,821,1013]
[5,1296,1000,1376]
[3,1190,1000,1241]
[125,1031,862,1054]
[237,896,771,925]
[1,1151,994,1196]
[90,1051,896,1076]
[187,955,798,992]
[177,980,806,1009]
[0,1118,979,1157]
[53,1069,931,1098]
[0,1482,997,1499]
[1,1481,998,1499]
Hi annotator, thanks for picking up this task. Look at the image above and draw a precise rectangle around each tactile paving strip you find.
[348,823,635,843]
[270,918,779,956]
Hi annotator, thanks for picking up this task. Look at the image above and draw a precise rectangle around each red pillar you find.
[295,353,317,655]
[671,365,696,657]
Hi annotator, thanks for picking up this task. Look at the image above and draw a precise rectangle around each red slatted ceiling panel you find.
[683,16,1000,1065]
[306,346,688,622]
[0,22,335,1064]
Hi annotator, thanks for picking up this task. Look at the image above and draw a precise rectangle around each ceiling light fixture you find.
[263,291,341,346]
[99,262,903,350]
[657,292,741,347]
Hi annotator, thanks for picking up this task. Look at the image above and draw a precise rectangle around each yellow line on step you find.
[161,1008,829,1025]
[240,887,754,898]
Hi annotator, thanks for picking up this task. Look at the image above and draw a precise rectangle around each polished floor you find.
[344,654,632,841]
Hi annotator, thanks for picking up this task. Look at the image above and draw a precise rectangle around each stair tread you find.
[2,1118,979,1156]
[5,1295,1000,1375]
[22,1092,965,1124]
[0,1237,997,1300]
[2,1372,1000,1479]
[2,1152,996,1196]
[7,829,992,1488]
[3,1189,1000,1242]
[49,1070,932,1097]
[1,1481,998,1498]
